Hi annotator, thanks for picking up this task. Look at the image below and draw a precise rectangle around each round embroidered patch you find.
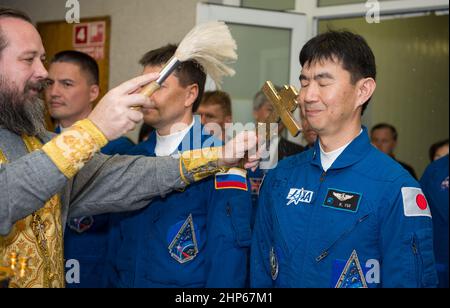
[270,247,279,281]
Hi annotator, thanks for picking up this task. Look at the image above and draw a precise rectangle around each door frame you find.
[311,0,449,36]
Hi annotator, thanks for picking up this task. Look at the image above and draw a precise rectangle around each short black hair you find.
[429,139,449,162]
[371,123,398,141]
[0,8,33,56]
[300,30,377,115]
[139,44,206,113]
[50,50,99,85]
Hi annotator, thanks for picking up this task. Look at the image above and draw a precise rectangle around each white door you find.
[197,3,307,140]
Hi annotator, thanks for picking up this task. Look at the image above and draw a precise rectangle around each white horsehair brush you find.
[140,21,238,97]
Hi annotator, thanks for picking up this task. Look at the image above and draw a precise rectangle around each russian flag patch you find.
[215,168,248,191]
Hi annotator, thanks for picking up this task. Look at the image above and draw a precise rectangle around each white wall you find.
[1,0,202,89]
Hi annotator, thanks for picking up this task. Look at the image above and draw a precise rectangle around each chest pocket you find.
[315,213,372,263]
[227,200,252,247]
[313,195,378,263]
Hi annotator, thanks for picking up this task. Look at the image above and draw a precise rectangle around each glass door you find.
[197,3,307,137]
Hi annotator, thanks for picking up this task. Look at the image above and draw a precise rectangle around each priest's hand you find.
[88,73,159,141]
[219,130,260,171]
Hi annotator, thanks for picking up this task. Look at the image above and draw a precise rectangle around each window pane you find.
[222,23,291,124]
[318,0,394,7]
[242,0,296,11]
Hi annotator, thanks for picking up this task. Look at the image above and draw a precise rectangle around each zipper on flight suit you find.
[315,214,370,262]
[411,234,422,287]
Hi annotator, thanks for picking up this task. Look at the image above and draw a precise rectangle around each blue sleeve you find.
[379,176,438,288]
[419,164,432,194]
[250,173,275,288]
[102,212,123,288]
[101,137,135,155]
[203,175,252,288]
[419,157,449,288]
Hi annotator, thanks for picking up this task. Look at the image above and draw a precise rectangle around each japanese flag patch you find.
[401,187,432,218]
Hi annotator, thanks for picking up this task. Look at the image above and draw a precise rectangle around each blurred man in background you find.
[197,90,232,142]
[370,123,417,179]
[428,139,449,162]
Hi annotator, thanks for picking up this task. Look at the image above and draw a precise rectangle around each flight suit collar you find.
[140,130,158,156]
[311,126,372,170]
[177,115,208,152]
[142,116,221,155]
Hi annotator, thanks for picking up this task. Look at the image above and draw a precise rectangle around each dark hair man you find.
[251,31,437,288]
[45,50,135,288]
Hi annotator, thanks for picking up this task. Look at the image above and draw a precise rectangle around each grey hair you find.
[253,85,282,111]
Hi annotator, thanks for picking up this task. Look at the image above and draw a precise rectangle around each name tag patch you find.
[323,189,362,213]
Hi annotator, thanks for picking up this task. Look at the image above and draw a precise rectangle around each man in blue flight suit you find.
[106,45,252,288]
[45,50,135,288]
[251,31,438,288]
[420,155,449,288]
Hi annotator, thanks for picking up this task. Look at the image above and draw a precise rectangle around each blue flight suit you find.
[106,118,252,288]
[59,124,135,288]
[248,168,266,228]
[248,137,305,228]
[251,127,438,288]
[420,155,449,288]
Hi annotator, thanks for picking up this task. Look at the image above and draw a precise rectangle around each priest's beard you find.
[0,75,47,138]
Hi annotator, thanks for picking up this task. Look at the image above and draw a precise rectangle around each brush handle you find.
[130,82,160,110]
[140,57,180,98]
[156,57,181,85]
[140,81,161,97]
[131,57,181,110]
